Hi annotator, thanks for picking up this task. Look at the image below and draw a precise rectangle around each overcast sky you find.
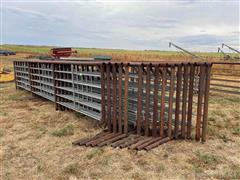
[1,0,240,52]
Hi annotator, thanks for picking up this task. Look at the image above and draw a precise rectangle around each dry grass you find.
[0,50,240,179]
[0,82,239,180]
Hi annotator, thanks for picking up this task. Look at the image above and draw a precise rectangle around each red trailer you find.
[50,48,77,59]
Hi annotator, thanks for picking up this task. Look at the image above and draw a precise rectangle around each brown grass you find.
[0,81,240,179]
[0,52,240,179]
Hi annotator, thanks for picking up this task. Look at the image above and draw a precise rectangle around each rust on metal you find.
[196,64,205,141]
[136,64,143,135]
[145,64,151,136]
[202,64,211,142]
[181,64,188,139]
[160,67,166,137]
[168,65,175,138]
[174,64,182,139]
[187,64,195,139]
[152,65,159,137]
[112,64,117,133]
[144,137,171,151]
[123,65,129,134]
[118,64,123,133]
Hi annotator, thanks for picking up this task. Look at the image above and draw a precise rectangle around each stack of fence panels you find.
[14,60,212,149]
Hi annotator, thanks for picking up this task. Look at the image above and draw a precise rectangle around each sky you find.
[1,0,240,52]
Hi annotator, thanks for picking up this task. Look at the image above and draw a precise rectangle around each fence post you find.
[174,64,182,139]
[196,64,205,141]
[101,63,106,125]
[145,64,151,136]
[187,63,195,139]
[123,64,129,134]
[168,65,175,138]
[153,65,159,137]
[118,63,123,133]
[160,66,166,137]
[202,63,211,142]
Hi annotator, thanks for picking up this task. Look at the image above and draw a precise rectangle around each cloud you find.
[2,1,239,52]
[5,6,66,23]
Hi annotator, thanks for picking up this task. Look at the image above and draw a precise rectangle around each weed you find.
[233,167,240,179]
[131,172,146,180]
[156,164,165,172]
[51,124,74,137]
[0,111,7,116]
[233,127,240,136]
[218,134,231,143]
[7,91,28,101]
[218,165,240,179]
[36,127,47,139]
[209,95,240,105]
[121,163,132,172]
[37,164,43,172]
[100,155,112,166]
[75,112,86,118]
[191,151,220,169]
[86,148,104,160]
[64,163,79,175]
[0,129,3,138]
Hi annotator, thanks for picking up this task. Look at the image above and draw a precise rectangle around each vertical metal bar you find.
[153,65,159,137]
[137,65,143,135]
[168,65,175,138]
[28,62,32,93]
[71,64,76,109]
[181,64,188,139]
[106,64,112,132]
[202,64,211,142]
[145,65,151,136]
[13,62,18,90]
[124,65,129,134]
[196,64,205,141]
[52,64,58,110]
[174,64,182,139]
[118,63,123,133]
[160,66,166,137]
[101,63,106,125]
[187,64,195,139]
[112,63,117,133]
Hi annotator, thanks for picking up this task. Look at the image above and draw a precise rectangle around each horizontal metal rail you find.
[211,63,240,95]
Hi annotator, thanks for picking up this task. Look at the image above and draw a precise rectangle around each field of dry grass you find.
[1,81,240,180]
[0,50,240,179]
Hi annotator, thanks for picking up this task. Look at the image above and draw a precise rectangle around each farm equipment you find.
[94,55,112,61]
[222,43,240,54]
[169,42,202,59]
[221,43,240,60]
[0,50,16,56]
[217,47,231,60]
[50,47,77,59]
[0,66,14,83]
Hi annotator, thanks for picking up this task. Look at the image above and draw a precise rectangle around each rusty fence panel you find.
[101,62,212,142]
[211,62,240,95]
